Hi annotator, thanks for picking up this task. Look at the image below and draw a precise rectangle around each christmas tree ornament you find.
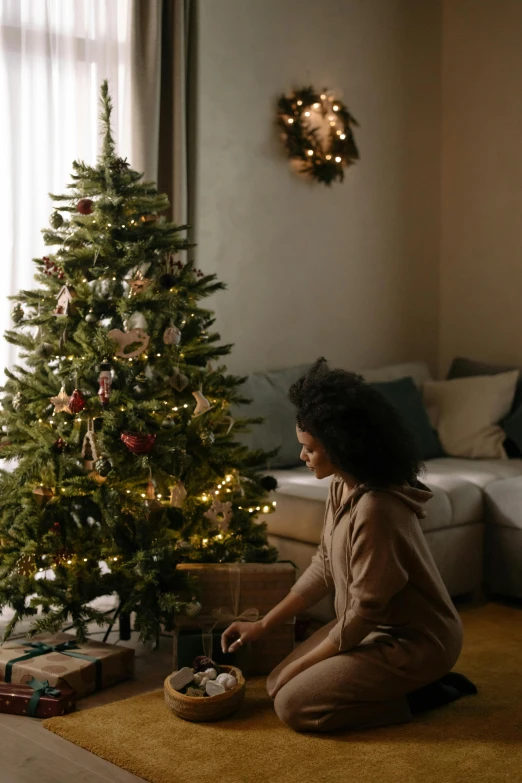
[50,211,64,229]
[170,369,189,392]
[163,325,181,346]
[43,256,64,279]
[124,311,147,331]
[146,497,163,520]
[53,286,77,317]
[125,270,152,296]
[120,432,156,454]
[146,479,156,500]
[32,486,54,507]
[88,470,107,485]
[204,499,233,532]
[206,680,225,697]
[224,416,235,435]
[94,456,112,477]
[81,419,99,470]
[77,198,93,215]
[85,311,97,323]
[11,304,24,323]
[16,554,36,577]
[68,388,86,415]
[184,597,203,617]
[140,213,157,223]
[12,392,23,411]
[169,480,187,508]
[53,437,67,453]
[108,328,150,359]
[196,269,205,278]
[161,416,175,429]
[200,430,215,446]
[97,361,112,407]
[159,273,176,289]
[50,386,71,414]
[192,389,213,418]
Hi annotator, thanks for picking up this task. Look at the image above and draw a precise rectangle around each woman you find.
[221,358,477,733]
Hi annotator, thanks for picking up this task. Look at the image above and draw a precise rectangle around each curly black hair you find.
[288,357,426,487]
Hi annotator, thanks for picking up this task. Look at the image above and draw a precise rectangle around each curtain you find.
[0,0,134,380]
[130,0,196,236]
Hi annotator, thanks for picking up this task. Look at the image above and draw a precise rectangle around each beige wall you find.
[195,0,442,376]
[440,0,522,377]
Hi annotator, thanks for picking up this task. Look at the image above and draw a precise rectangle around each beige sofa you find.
[251,361,522,624]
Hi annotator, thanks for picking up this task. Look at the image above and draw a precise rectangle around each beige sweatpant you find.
[266,619,459,733]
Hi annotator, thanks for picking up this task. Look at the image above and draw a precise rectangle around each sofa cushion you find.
[230,362,312,468]
[370,376,444,460]
[356,360,432,389]
[422,371,519,459]
[263,462,485,546]
[423,457,522,487]
[483,476,522,531]
[447,356,522,457]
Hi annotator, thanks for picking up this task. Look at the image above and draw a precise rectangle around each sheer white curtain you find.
[0,0,133,380]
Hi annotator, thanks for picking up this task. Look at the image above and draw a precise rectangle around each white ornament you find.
[224,675,237,690]
[192,389,213,418]
[169,667,194,692]
[206,680,225,697]
[163,326,181,345]
[203,668,217,680]
[108,328,150,359]
[193,672,204,686]
[169,480,187,508]
[124,311,147,331]
[204,499,233,532]
[199,675,210,687]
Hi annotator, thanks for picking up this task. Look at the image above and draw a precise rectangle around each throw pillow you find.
[422,371,520,459]
[370,376,445,460]
[446,356,522,457]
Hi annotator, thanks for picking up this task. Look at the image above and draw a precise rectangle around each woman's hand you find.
[221,620,266,654]
[267,660,303,699]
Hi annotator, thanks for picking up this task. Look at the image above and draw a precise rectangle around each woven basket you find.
[164,665,246,722]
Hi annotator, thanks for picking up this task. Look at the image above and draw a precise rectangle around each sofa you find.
[234,360,522,626]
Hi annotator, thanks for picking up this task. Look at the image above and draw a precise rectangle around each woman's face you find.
[296,425,337,480]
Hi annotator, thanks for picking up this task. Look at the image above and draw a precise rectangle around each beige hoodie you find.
[290,475,463,666]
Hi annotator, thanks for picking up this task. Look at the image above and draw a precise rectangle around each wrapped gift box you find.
[0,632,134,699]
[0,680,76,718]
[174,562,297,675]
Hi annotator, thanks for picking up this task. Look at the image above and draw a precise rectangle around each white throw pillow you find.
[422,371,519,459]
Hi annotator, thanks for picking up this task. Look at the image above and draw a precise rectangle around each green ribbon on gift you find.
[5,640,102,691]
[26,676,62,718]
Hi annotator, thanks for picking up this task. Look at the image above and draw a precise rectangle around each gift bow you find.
[4,639,102,690]
[26,676,62,718]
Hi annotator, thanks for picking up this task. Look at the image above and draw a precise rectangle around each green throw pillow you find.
[369,376,445,460]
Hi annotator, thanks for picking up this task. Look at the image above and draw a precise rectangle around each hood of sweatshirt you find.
[331,476,434,521]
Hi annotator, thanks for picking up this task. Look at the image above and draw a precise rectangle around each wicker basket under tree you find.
[164,665,246,722]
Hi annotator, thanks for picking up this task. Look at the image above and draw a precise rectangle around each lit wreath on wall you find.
[276,86,359,186]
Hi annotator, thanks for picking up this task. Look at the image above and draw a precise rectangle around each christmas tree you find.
[0,81,280,644]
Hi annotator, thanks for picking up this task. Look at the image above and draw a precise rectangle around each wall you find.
[440,0,522,376]
[194,0,442,376]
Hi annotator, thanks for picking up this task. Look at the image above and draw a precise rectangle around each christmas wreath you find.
[276,86,359,185]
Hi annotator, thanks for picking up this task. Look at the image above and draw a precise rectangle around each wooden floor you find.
[0,593,494,783]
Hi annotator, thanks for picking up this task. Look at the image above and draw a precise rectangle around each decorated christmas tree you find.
[0,81,280,644]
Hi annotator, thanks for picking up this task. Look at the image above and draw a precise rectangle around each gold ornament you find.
[169,480,187,508]
[32,486,54,507]
[125,270,152,296]
[16,554,35,577]
[146,479,156,499]
[50,386,71,414]
[192,389,213,418]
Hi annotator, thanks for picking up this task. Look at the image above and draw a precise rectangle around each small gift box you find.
[0,632,134,699]
[174,562,297,675]
[0,677,76,718]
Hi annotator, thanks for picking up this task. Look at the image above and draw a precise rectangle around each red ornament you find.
[53,437,66,453]
[98,362,112,407]
[77,199,93,215]
[52,522,61,533]
[120,432,156,454]
[68,389,86,414]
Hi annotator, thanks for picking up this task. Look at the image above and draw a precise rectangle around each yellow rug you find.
[43,602,521,783]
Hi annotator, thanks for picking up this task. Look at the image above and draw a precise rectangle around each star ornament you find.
[50,386,71,413]
[125,270,152,296]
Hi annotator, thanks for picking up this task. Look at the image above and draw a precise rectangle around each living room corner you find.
[0,2,521,782]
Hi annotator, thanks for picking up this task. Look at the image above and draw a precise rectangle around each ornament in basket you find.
[164,663,245,723]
